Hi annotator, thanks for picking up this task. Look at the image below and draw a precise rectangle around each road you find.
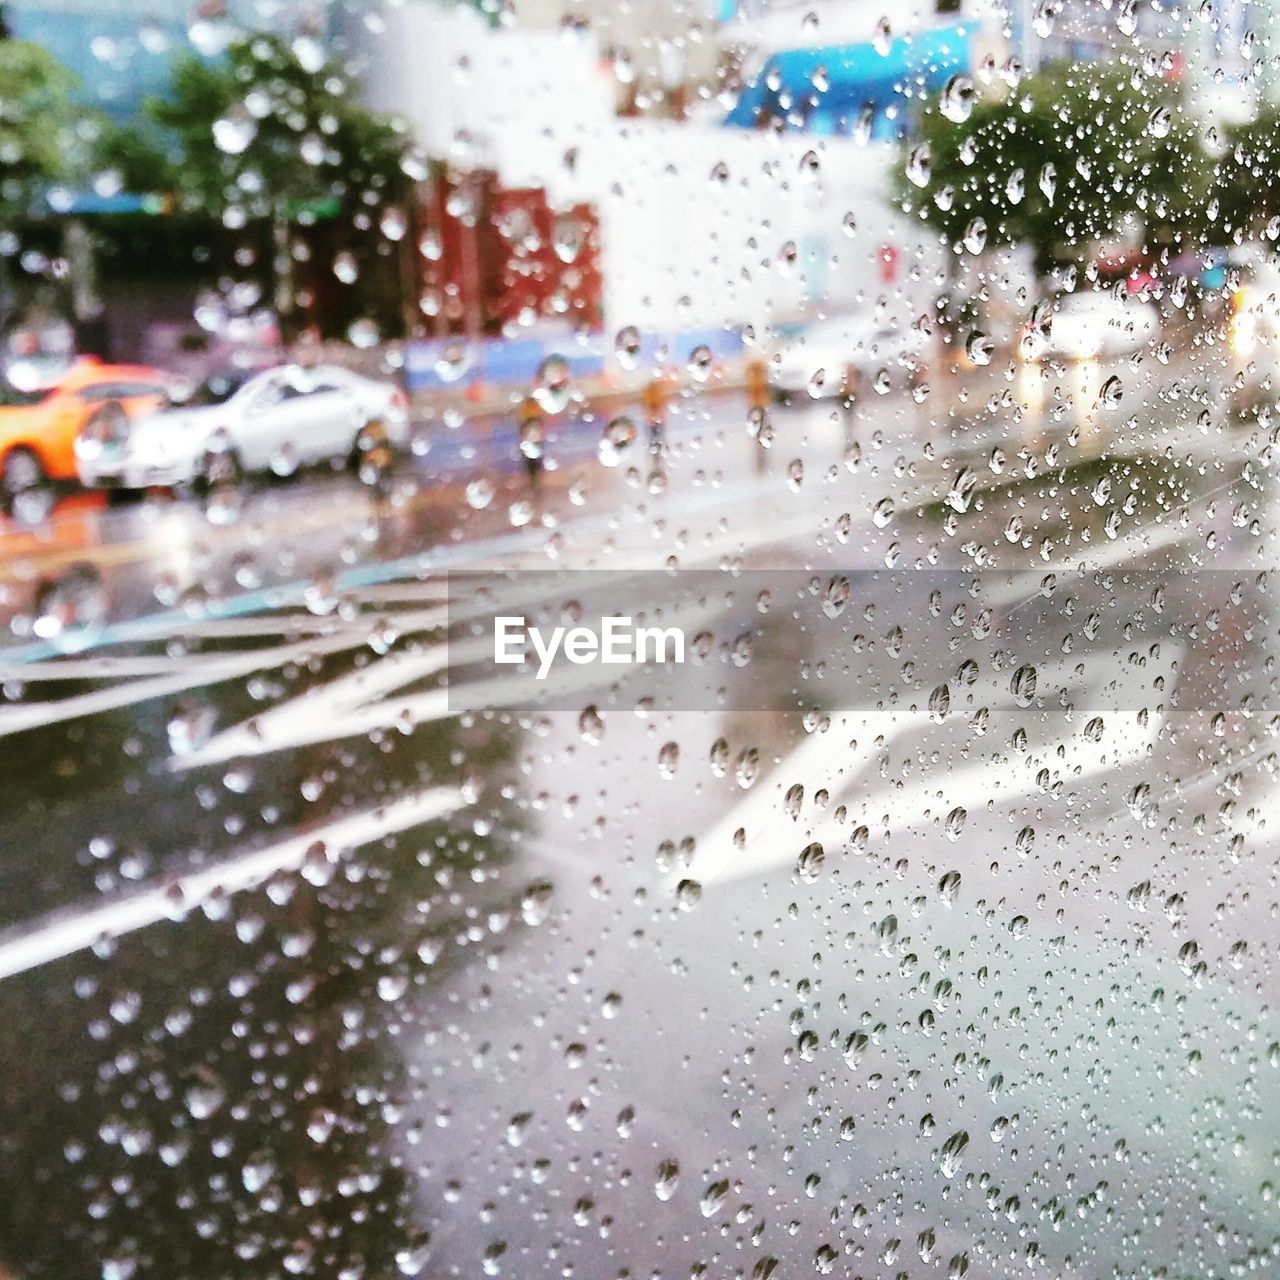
[0,345,1278,1279]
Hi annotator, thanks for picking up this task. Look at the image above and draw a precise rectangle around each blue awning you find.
[725,23,971,133]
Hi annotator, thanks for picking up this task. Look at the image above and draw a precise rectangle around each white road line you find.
[679,647,1176,888]
[0,787,464,984]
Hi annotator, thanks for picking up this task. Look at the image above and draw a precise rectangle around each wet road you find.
[1,346,1279,1279]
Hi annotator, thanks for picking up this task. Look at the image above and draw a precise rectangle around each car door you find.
[229,374,292,470]
[289,370,364,462]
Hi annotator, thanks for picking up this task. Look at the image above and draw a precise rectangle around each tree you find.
[0,39,92,216]
[100,32,419,337]
[1213,103,1280,241]
[894,61,1211,278]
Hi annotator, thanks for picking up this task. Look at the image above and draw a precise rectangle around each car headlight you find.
[1232,318,1257,357]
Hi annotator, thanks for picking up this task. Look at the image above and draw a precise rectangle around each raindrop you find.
[654,1158,680,1201]
[1038,162,1056,204]
[380,206,408,241]
[1098,374,1123,408]
[944,807,966,841]
[873,16,892,55]
[905,143,932,188]
[167,702,217,757]
[616,322,645,368]
[939,1130,969,1178]
[784,783,804,819]
[33,566,107,653]
[966,331,995,365]
[939,74,975,123]
[796,842,825,882]
[928,684,951,723]
[701,1179,730,1218]
[1010,664,1037,706]
[822,575,850,618]
[962,218,987,255]
[212,111,255,155]
[598,415,637,467]
[185,1075,226,1121]
[578,704,604,744]
[333,251,359,285]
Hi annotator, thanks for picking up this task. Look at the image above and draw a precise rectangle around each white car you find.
[74,363,408,491]
[769,316,929,399]
[1227,266,1280,415]
[1030,290,1160,361]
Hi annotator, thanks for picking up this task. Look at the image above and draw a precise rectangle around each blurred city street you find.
[2,0,1280,1277]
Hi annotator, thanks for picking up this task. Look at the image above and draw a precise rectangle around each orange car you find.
[0,359,171,499]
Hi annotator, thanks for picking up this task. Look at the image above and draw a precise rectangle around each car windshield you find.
[0,381,51,408]
[5,7,1280,1280]
[180,371,249,407]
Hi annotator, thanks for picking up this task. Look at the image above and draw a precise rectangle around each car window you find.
[4,10,1280,1280]
[0,383,50,408]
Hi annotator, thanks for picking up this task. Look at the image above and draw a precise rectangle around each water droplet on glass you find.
[167,702,217,756]
[939,1129,969,1177]
[675,878,702,910]
[796,842,825,882]
[615,325,641,369]
[966,331,995,365]
[212,111,255,155]
[938,870,961,905]
[185,1075,226,1121]
[654,1158,680,1201]
[579,704,604,744]
[929,684,951,723]
[380,206,407,241]
[466,477,495,509]
[33,566,107,653]
[962,217,987,255]
[333,251,359,285]
[1010,663,1038,707]
[598,415,637,467]
[905,142,932,188]
[939,74,975,123]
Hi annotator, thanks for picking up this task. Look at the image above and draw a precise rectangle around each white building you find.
[360,2,961,340]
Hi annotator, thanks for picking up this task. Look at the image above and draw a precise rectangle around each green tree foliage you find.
[1214,102,1280,240]
[96,32,423,336]
[895,62,1210,275]
[0,39,93,215]
[151,36,411,223]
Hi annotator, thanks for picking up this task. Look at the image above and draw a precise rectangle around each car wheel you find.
[1,446,46,502]
[195,443,244,495]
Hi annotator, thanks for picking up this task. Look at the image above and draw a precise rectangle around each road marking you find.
[0,786,463,984]
[678,647,1176,888]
